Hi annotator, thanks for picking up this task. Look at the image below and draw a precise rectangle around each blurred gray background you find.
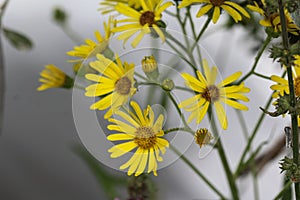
[0,0,292,199]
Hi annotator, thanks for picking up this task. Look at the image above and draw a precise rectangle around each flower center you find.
[209,0,225,6]
[115,76,132,95]
[294,77,300,96]
[202,85,220,103]
[140,11,155,26]
[134,126,157,149]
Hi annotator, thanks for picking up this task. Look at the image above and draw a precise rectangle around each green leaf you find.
[3,28,33,50]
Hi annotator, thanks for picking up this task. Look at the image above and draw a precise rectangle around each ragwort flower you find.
[112,0,173,47]
[270,66,300,98]
[178,0,250,24]
[179,59,250,130]
[248,1,299,34]
[85,54,136,119]
[67,18,115,72]
[107,101,169,176]
[37,64,73,91]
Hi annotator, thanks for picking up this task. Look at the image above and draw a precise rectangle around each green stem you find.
[187,8,204,72]
[238,35,272,84]
[209,108,239,200]
[60,25,83,44]
[170,145,227,199]
[190,18,211,53]
[253,72,271,80]
[164,127,192,134]
[273,180,293,200]
[166,91,192,133]
[235,94,274,177]
[278,0,300,198]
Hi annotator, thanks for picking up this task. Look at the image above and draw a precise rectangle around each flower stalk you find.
[278,0,300,198]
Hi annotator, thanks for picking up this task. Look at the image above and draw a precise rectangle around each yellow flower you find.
[107,101,169,176]
[67,18,114,72]
[195,128,214,148]
[99,0,144,14]
[179,59,250,130]
[37,64,73,91]
[112,0,173,48]
[85,54,136,119]
[248,1,299,34]
[178,0,250,24]
[294,55,300,67]
[270,67,300,98]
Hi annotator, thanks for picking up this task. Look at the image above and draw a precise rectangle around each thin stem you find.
[164,127,192,134]
[234,110,260,199]
[238,35,272,84]
[190,17,211,53]
[174,86,194,93]
[60,25,83,44]
[253,72,271,80]
[235,94,274,177]
[273,180,293,200]
[170,145,227,199]
[187,8,204,72]
[209,109,239,200]
[166,91,192,133]
[278,0,300,198]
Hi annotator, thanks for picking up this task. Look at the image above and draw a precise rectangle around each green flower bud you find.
[142,55,159,80]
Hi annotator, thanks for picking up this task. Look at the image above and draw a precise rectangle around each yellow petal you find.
[221,4,242,23]
[107,133,135,141]
[135,150,149,176]
[196,4,213,18]
[212,6,221,24]
[108,141,138,158]
[214,102,228,130]
[218,71,242,87]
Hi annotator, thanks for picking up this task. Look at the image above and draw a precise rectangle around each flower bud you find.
[141,55,159,80]
[194,128,214,148]
[162,78,174,91]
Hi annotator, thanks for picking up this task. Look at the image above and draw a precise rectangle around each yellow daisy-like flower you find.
[37,64,73,91]
[270,67,300,98]
[112,0,173,48]
[179,59,250,130]
[248,1,299,34]
[99,0,144,14]
[85,54,136,119]
[107,101,169,176]
[178,0,250,24]
[67,18,115,72]
[294,55,300,67]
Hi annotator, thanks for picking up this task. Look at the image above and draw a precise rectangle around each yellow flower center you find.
[202,85,220,103]
[115,76,132,95]
[209,0,225,6]
[134,126,157,149]
[294,77,300,96]
[140,11,155,26]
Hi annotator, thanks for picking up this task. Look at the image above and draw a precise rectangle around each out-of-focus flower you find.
[85,54,136,119]
[112,0,173,48]
[37,64,73,91]
[179,59,250,130]
[178,0,250,24]
[107,101,169,176]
